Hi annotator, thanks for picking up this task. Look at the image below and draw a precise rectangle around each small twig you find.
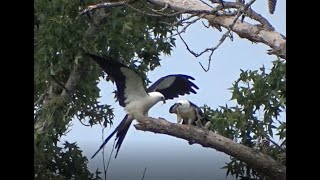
[245,0,257,8]
[141,167,147,180]
[78,119,91,126]
[280,139,286,148]
[149,9,185,17]
[105,138,116,178]
[173,14,199,27]
[170,15,204,38]
[265,137,285,152]
[51,75,70,93]
[209,0,225,8]
[178,20,232,72]
[198,30,229,72]
[140,1,186,17]
[62,122,73,136]
[202,21,210,28]
[79,0,136,15]
[101,128,117,180]
[200,0,214,9]
[52,73,78,107]
[198,53,213,72]
[177,30,212,71]
[34,92,48,106]
[102,128,107,180]
[79,119,90,126]
[154,3,169,12]
[126,3,162,17]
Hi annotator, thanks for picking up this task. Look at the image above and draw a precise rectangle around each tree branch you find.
[147,0,286,59]
[134,117,286,180]
[177,3,246,72]
[265,137,285,152]
[34,92,48,106]
[206,14,286,59]
[80,0,137,15]
[220,1,275,30]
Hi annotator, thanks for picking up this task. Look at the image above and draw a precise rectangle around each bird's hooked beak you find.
[162,98,166,104]
[169,106,175,113]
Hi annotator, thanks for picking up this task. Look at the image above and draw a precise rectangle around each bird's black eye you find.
[178,103,182,106]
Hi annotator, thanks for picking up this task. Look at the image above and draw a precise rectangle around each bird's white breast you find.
[124,95,160,118]
[177,108,196,120]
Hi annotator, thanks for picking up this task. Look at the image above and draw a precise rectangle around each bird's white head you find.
[175,99,190,111]
[149,92,166,104]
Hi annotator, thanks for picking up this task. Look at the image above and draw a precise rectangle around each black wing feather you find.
[147,74,199,100]
[189,101,204,117]
[87,53,143,107]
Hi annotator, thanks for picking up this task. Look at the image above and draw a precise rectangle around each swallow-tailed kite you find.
[87,53,199,159]
[169,100,211,129]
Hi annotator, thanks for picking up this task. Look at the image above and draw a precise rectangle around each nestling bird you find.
[169,99,211,129]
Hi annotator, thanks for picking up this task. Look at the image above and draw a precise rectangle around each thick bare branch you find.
[134,117,286,180]
[148,0,286,59]
[207,14,286,59]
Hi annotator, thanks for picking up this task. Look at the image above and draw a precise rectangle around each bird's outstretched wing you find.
[147,74,199,100]
[87,53,148,107]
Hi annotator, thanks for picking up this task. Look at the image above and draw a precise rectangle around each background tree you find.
[34,0,286,180]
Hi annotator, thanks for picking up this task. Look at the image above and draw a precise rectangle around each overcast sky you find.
[61,1,286,180]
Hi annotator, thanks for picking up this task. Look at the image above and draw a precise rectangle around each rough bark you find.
[147,0,286,59]
[134,117,286,180]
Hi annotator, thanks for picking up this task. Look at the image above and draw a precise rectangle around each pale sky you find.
[61,1,286,179]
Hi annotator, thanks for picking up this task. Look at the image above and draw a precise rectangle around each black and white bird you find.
[169,100,211,129]
[87,53,199,159]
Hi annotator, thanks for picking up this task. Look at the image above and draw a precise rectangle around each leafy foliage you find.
[202,59,286,179]
[34,141,102,180]
[34,0,179,179]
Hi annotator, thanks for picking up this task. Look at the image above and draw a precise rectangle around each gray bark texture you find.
[134,117,286,180]
[148,0,286,59]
